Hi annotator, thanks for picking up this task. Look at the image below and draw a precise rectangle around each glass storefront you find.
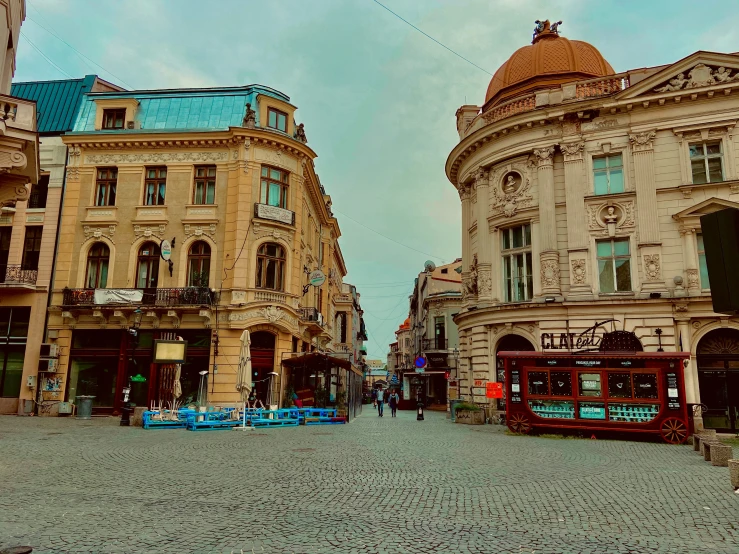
[0,307,31,398]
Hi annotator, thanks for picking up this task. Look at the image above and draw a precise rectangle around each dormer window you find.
[102,109,126,130]
[267,108,287,132]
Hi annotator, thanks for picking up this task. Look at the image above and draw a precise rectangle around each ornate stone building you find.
[447,21,739,430]
[45,84,354,414]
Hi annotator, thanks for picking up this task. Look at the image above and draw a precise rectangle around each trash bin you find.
[450,399,462,422]
[75,395,95,420]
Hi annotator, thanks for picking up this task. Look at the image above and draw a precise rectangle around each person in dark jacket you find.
[388,390,400,417]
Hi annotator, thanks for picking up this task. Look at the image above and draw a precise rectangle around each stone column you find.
[458,180,473,305]
[681,227,700,294]
[534,146,560,296]
[675,319,699,405]
[474,168,493,304]
[561,141,592,299]
[630,131,665,293]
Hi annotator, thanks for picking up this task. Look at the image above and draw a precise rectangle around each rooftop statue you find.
[532,19,562,43]
[295,122,308,144]
[243,103,256,129]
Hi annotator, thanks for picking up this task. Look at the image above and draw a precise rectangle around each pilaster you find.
[534,146,560,295]
[561,141,592,299]
[474,168,492,304]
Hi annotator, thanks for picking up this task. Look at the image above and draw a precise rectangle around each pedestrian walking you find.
[376,388,385,417]
[389,390,399,417]
[371,388,377,409]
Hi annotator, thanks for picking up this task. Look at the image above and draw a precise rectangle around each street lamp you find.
[121,308,143,427]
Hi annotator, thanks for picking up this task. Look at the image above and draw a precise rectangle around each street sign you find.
[160,239,172,261]
[486,382,503,399]
[414,355,427,369]
[309,270,326,287]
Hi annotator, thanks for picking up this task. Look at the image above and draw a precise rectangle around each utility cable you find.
[333,207,446,261]
[20,33,73,79]
[371,0,493,76]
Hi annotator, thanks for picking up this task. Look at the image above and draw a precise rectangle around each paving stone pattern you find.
[1,411,738,554]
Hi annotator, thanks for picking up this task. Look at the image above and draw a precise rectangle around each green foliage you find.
[283,386,296,408]
[454,402,481,412]
[314,386,328,408]
[335,389,347,409]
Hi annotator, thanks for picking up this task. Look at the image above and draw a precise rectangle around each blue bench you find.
[142,410,187,430]
[251,417,299,428]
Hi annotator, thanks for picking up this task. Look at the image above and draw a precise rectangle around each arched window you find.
[85,243,109,288]
[256,242,285,291]
[187,241,210,287]
[136,241,160,288]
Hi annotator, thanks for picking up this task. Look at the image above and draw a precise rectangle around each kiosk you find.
[499,351,691,444]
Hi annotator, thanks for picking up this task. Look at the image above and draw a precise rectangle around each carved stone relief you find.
[643,254,661,281]
[560,141,584,161]
[489,162,533,218]
[653,64,737,93]
[571,259,587,285]
[477,268,492,297]
[686,268,700,288]
[85,151,229,165]
[629,131,657,152]
[133,224,166,242]
[587,201,635,237]
[184,223,217,240]
[83,224,116,244]
[540,259,560,289]
[252,222,294,245]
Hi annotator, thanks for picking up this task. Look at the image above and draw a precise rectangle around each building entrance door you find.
[697,329,739,432]
[250,331,276,405]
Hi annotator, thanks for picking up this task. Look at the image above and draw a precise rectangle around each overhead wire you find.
[19,33,73,78]
[371,0,493,76]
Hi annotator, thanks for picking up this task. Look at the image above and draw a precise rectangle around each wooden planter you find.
[455,409,485,425]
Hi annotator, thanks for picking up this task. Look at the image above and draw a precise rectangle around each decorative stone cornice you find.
[85,151,229,165]
[629,131,656,152]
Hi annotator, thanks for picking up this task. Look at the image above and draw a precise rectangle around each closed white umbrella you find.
[236,330,252,402]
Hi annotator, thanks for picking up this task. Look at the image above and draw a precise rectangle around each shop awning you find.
[282,352,352,371]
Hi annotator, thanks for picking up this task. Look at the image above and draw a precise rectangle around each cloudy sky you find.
[16,0,739,359]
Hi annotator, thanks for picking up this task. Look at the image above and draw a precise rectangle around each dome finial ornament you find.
[532,19,562,44]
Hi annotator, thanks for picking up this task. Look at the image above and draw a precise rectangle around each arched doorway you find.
[495,334,536,410]
[250,331,276,405]
[697,328,739,431]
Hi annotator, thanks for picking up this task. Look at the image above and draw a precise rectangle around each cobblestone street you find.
[1,410,738,554]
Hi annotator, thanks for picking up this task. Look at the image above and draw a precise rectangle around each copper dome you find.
[484,27,614,110]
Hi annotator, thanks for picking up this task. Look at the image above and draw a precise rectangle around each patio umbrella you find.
[173,364,182,399]
[236,330,252,402]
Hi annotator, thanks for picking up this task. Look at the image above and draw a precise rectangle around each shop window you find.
[267,107,287,132]
[102,108,125,130]
[697,233,710,290]
[21,226,42,271]
[633,373,659,399]
[256,242,285,291]
[528,371,549,395]
[607,372,632,398]
[260,166,289,209]
[136,241,160,289]
[0,307,30,398]
[187,241,210,287]
[502,224,533,302]
[338,312,348,343]
[689,141,723,184]
[95,168,118,206]
[550,371,573,396]
[85,242,109,288]
[593,154,624,195]
[578,373,602,397]
[597,238,631,293]
[28,174,49,209]
[144,167,167,206]
[67,359,119,407]
[193,166,216,205]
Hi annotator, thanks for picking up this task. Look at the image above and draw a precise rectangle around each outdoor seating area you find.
[141,405,346,431]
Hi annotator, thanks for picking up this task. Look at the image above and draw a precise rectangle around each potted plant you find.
[454,401,485,425]
[314,386,328,408]
[335,390,347,418]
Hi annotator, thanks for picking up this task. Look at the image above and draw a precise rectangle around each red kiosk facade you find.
[499,351,691,444]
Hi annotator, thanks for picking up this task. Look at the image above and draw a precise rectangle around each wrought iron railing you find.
[2,264,38,285]
[422,338,448,351]
[27,189,48,209]
[299,307,324,326]
[62,287,216,306]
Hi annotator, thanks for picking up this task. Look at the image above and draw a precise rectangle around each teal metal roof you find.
[71,85,291,134]
[11,75,98,135]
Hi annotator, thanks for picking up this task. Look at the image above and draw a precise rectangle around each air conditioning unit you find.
[39,343,59,358]
[126,120,141,129]
[38,358,58,372]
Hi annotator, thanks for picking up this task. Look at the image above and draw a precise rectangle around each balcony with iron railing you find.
[62,287,216,307]
[0,265,38,287]
[422,338,448,351]
[299,307,326,335]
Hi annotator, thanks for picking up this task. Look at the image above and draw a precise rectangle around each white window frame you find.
[596,237,632,294]
[501,224,533,303]
[689,140,724,185]
[592,153,625,195]
[585,143,631,196]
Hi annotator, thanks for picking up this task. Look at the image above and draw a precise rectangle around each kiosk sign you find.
[486,382,503,399]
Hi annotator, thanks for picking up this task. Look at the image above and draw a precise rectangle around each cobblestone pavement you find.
[1,410,738,554]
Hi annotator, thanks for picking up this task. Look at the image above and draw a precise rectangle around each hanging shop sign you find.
[94,289,143,305]
[160,239,172,261]
[309,270,326,287]
[255,203,295,225]
[539,319,641,353]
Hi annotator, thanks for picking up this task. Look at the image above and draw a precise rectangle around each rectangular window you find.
[95,168,118,206]
[28,174,49,209]
[593,154,624,195]
[689,141,723,184]
[578,372,602,397]
[102,108,126,130]
[0,228,10,283]
[597,238,631,293]
[697,233,710,289]
[502,224,533,302]
[260,166,289,208]
[267,108,287,132]
[21,227,42,271]
[0,307,31,398]
[144,167,167,206]
[193,166,216,204]
[434,316,445,349]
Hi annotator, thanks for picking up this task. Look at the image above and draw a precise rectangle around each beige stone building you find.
[447,21,739,431]
[45,84,357,415]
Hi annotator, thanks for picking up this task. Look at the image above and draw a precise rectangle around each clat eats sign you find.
[540,319,618,353]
